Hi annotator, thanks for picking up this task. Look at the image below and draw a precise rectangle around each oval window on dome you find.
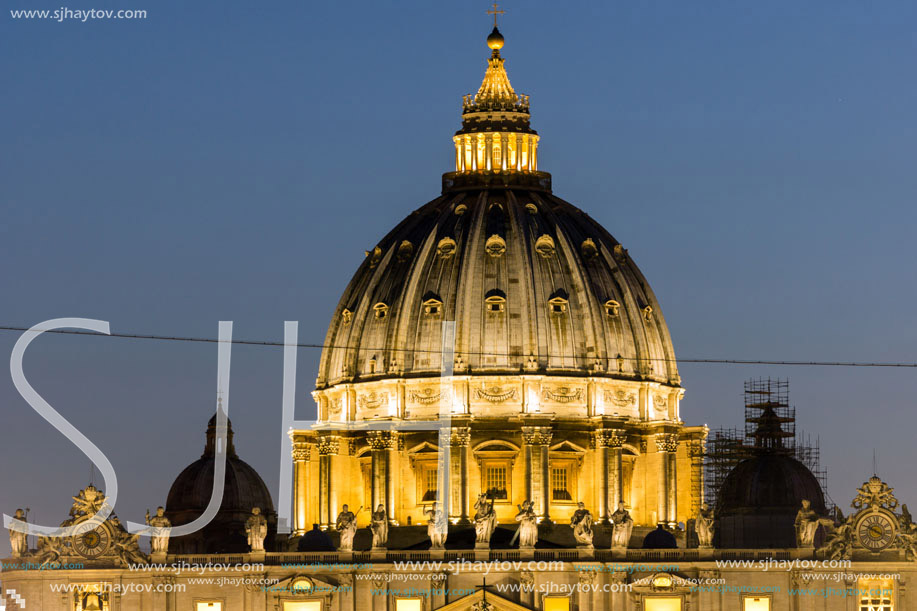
[525,203,538,215]
[643,305,654,321]
[454,203,467,216]
[437,237,456,259]
[581,238,599,260]
[535,234,555,258]
[485,234,506,258]
[397,240,414,262]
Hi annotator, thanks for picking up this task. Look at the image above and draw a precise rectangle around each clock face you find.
[856,511,896,552]
[72,526,112,558]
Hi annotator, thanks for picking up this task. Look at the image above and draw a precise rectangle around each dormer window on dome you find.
[605,300,620,317]
[549,296,569,314]
[422,295,443,316]
[485,234,506,257]
[485,290,506,313]
[535,234,555,258]
[373,302,389,319]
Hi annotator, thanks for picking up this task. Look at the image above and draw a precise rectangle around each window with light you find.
[282,602,322,611]
[858,578,894,611]
[394,598,423,611]
[550,464,574,501]
[195,603,223,611]
[543,595,570,611]
[422,465,439,502]
[72,585,110,611]
[644,597,683,611]
[743,596,771,611]
[484,464,508,499]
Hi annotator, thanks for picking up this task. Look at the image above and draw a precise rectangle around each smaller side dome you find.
[165,413,277,553]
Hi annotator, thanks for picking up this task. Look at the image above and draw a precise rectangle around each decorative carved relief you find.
[520,570,535,586]
[474,386,516,403]
[605,389,636,407]
[542,386,583,403]
[654,394,668,409]
[358,391,388,409]
[409,387,444,405]
[328,397,342,416]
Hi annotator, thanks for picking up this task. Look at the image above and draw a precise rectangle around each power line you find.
[0,325,915,368]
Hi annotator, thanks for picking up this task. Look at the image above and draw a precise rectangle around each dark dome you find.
[718,454,825,515]
[165,413,277,553]
[643,525,677,549]
[716,454,825,548]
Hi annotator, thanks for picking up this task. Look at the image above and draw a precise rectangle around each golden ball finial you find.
[487,26,505,50]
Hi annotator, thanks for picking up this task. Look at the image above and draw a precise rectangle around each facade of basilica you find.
[3,16,917,611]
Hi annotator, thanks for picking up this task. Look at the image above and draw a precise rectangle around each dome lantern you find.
[452,12,540,176]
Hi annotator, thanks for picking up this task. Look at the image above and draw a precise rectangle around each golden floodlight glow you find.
[644,597,683,611]
[742,596,771,611]
[543,595,572,611]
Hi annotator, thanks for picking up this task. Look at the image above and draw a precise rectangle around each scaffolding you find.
[704,379,831,511]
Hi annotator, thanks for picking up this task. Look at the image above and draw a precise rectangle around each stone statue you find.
[245,507,268,552]
[795,499,820,547]
[145,506,171,554]
[370,504,388,548]
[514,500,538,548]
[34,535,62,568]
[473,494,498,545]
[336,505,358,551]
[695,503,715,548]
[570,502,594,547]
[611,502,633,548]
[425,503,448,549]
[8,508,28,558]
[112,526,147,565]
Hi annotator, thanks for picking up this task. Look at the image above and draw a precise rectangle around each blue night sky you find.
[1,0,915,554]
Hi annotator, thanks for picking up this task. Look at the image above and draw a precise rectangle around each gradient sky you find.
[1,0,915,555]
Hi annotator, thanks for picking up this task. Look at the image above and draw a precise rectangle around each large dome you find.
[316,190,679,388]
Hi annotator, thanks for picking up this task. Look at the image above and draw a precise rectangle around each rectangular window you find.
[72,586,110,611]
[423,466,438,502]
[543,596,571,611]
[282,602,322,611]
[395,598,423,611]
[858,578,894,611]
[551,466,572,501]
[743,596,771,611]
[644,597,683,611]
[484,464,508,499]
[195,603,223,611]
